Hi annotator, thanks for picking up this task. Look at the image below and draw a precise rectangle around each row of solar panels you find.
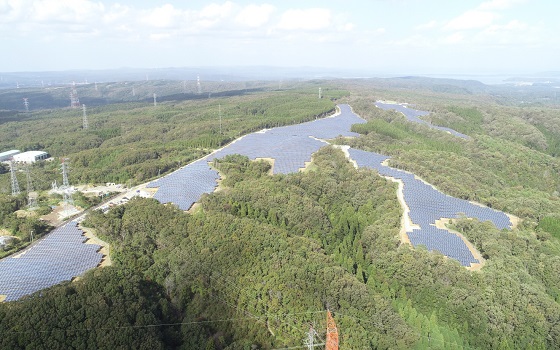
[348,147,513,265]
[0,103,510,301]
[0,221,103,301]
[147,104,366,209]
[145,104,510,267]
[375,101,469,139]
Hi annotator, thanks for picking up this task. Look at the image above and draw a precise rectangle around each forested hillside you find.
[1,79,560,349]
[0,83,341,192]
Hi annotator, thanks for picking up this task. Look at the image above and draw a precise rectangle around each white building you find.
[13,151,50,163]
[0,150,21,162]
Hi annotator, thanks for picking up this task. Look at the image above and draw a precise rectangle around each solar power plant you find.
[147,104,366,209]
[375,101,469,139]
[0,221,103,301]
[347,147,512,266]
[147,103,511,266]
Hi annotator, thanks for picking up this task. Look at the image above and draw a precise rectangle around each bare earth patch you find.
[79,225,111,268]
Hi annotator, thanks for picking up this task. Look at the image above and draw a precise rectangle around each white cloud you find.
[235,4,275,28]
[444,10,497,30]
[141,4,181,28]
[199,2,233,19]
[442,32,465,44]
[277,8,331,31]
[0,1,357,47]
[31,0,105,23]
[103,3,130,23]
[478,0,526,11]
[415,20,437,30]
[149,32,172,41]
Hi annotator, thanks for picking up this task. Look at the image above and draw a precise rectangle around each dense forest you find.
[1,78,560,349]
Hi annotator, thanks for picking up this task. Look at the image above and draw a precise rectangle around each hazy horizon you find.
[1,0,558,75]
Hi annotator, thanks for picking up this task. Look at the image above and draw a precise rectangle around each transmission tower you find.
[326,310,339,350]
[61,159,74,206]
[304,326,321,350]
[9,159,20,196]
[23,98,29,112]
[132,87,135,96]
[26,164,37,208]
[82,104,88,129]
[62,160,70,187]
[197,75,202,94]
[319,87,322,99]
[153,93,157,106]
[70,81,80,108]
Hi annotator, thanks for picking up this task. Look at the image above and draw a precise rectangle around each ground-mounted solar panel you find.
[347,146,512,265]
[0,103,515,301]
[0,221,103,301]
[147,103,510,266]
[375,101,469,139]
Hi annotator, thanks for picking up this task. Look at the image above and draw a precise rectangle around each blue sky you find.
[0,0,557,74]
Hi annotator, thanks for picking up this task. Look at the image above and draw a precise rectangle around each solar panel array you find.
[0,221,103,301]
[375,101,469,139]
[0,104,512,301]
[147,104,366,209]
[147,159,220,211]
[347,148,512,266]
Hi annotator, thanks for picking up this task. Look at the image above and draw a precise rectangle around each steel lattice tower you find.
[82,104,88,129]
[70,82,80,108]
[304,326,321,350]
[61,159,73,206]
[62,160,70,187]
[10,159,20,196]
[153,93,157,107]
[326,310,339,350]
[26,164,37,208]
[23,98,29,112]
[197,75,202,94]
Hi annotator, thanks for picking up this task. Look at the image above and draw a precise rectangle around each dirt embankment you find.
[79,225,111,268]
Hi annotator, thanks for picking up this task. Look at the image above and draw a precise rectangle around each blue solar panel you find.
[0,221,103,301]
[347,147,512,265]
[0,103,512,301]
[145,103,510,267]
[375,101,469,139]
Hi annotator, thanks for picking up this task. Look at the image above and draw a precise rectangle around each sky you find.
[0,0,558,74]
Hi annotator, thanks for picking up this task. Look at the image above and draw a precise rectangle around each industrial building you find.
[12,151,50,163]
[0,150,21,162]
